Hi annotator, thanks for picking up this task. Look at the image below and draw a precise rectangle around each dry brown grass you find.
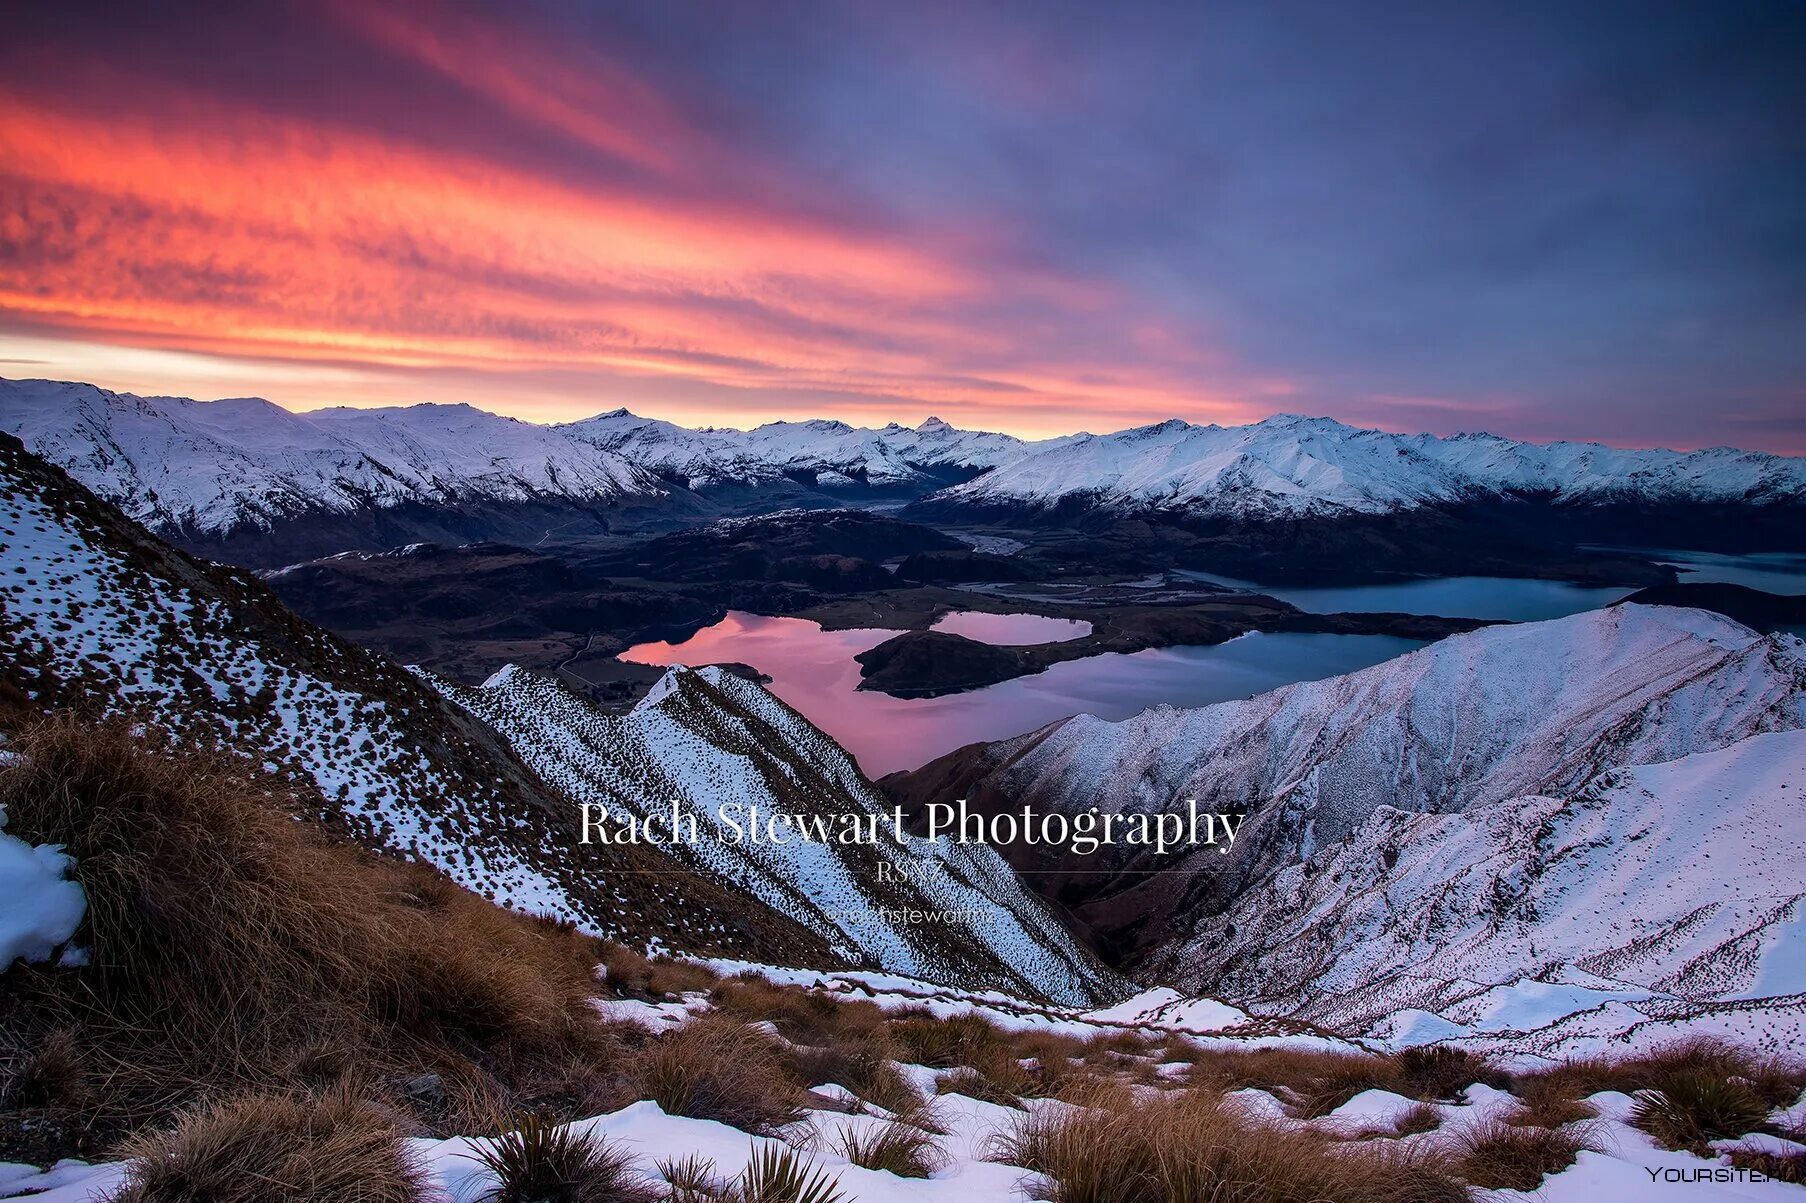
[0,717,638,1152]
[1183,1048,1402,1118]
[830,1120,946,1177]
[629,1015,806,1133]
[599,945,719,1000]
[791,1033,919,1114]
[1453,1118,1592,1191]
[1727,1145,1806,1185]
[987,1088,1467,1203]
[1393,1102,1442,1136]
[112,1089,426,1203]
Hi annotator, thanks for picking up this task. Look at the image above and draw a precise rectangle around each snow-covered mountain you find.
[0,378,664,538]
[560,409,1034,490]
[889,605,1806,1008]
[430,662,1116,1004]
[920,413,1806,519]
[0,431,1116,1002]
[1185,726,1806,1052]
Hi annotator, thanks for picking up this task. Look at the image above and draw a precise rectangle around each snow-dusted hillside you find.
[561,410,1034,490]
[428,663,1117,1005]
[1186,727,1806,1053]
[926,413,1806,518]
[0,378,663,537]
[0,432,1115,1002]
[900,606,1806,997]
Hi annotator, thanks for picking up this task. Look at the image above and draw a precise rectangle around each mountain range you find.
[5,378,1803,571]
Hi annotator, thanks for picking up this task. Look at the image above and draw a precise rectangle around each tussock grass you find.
[792,1034,919,1114]
[1183,1048,1402,1118]
[0,717,637,1150]
[1727,1145,1806,1185]
[1453,1119,1591,1191]
[469,1114,656,1203]
[599,945,718,1001]
[630,1016,806,1133]
[1393,1102,1442,1136]
[830,1120,946,1177]
[986,1088,1467,1203]
[1631,1070,1769,1153]
[735,1143,847,1203]
[1393,1046,1505,1100]
[112,1089,426,1203]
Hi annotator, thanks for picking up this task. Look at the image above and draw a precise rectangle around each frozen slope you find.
[1185,727,1806,1051]
[427,663,1118,1005]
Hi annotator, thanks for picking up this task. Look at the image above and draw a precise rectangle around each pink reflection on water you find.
[619,611,1424,779]
[929,610,1091,645]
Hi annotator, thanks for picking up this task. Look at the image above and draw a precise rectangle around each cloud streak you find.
[1,0,1801,448]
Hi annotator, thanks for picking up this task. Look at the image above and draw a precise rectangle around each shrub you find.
[1453,1119,1590,1190]
[630,1018,805,1133]
[988,1089,1466,1203]
[113,1090,425,1203]
[468,1115,655,1203]
[831,1120,945,1177]
[1631,1070,1769,1153]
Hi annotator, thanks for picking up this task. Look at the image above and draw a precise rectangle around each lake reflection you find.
[620,611,1422,777]
[1176,571,1633,621]
[930,610,1092,645]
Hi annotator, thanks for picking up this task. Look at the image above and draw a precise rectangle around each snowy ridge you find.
[0,378,662,535]
[932,412,1806,517]
[560,409,1034,489]
[1188,727,1806,1054]
[426,662,1118,1005]
[927,606,1806,1044]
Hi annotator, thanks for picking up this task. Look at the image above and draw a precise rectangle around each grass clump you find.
[831,1120,946,1178]
[1393,1102,1442,1136]
[734,1144,847,1203]
[469,1114,655,1203]
[1453,1119,1590,1190]
[113,1090,426,1203]
[792,1034,919,1114]
[988,1089,1466,1203]
[1630,1069,1769,1153]
[630,1017,805,1133]
[1392,1046,1504,1101]
[1726,1145,1806,1185]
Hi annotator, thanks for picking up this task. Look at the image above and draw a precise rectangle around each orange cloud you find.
[0,5,1272,436]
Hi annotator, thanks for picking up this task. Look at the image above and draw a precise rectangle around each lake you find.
[1175,571,1633,622]
[620,611,1422,776]
[930,610,1092,644]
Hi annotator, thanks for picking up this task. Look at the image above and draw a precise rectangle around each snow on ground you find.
[0,806,85,970]
[8,1068,1804,1200]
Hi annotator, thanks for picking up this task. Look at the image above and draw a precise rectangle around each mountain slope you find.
[886,606,1806,963]
[921,413,1806,520]
[0,431,1116,1001]
[1176,727,1806,1051]
[430,663,1117,1004]
[0,379,676,565]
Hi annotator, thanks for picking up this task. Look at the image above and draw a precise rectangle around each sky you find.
[2,1,1802,450]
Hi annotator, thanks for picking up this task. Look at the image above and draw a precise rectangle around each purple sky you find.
[2,0,1802,449]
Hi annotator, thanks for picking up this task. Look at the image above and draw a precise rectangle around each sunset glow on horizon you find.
[3,1,1802,449]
